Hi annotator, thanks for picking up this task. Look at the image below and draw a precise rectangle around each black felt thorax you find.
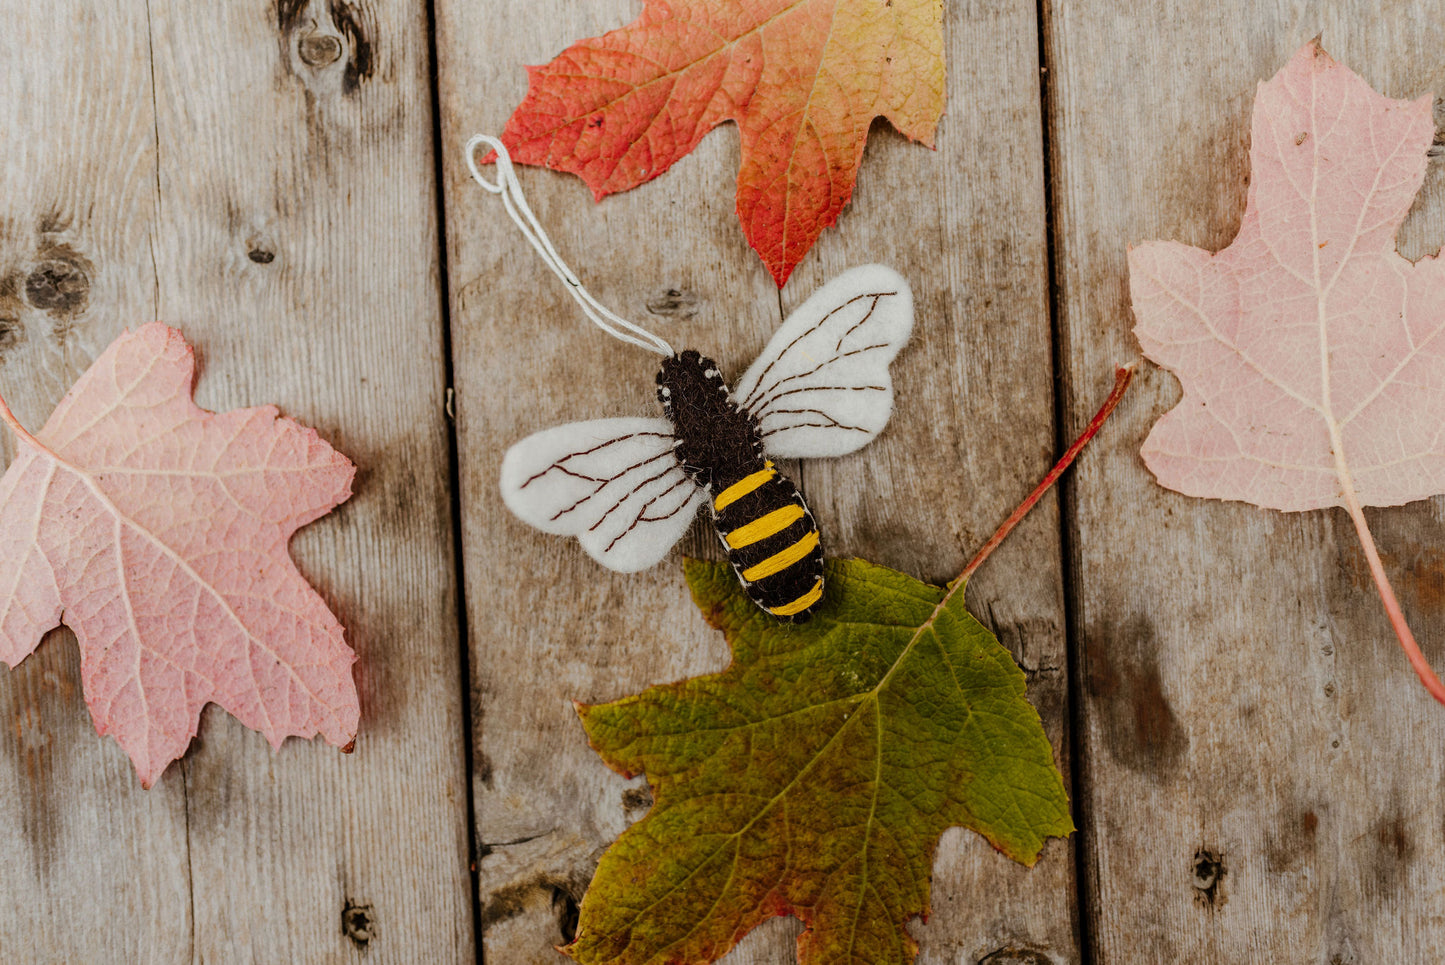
[655,350,763,490]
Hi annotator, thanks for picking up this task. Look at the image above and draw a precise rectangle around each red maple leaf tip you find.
[0,322,359,787]
[497,0,946,286]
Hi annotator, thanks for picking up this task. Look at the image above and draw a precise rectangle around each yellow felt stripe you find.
[713,461,775,512]
[741,529,820,582]
[725,504,805,549]
[769,578,824,617]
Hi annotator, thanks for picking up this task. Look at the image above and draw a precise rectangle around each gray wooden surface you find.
[1050,4,1445,962]
[0,0,1442,962]
[0,0,473,961]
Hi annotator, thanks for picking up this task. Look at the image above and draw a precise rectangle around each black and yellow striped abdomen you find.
[710,460,824,619]
[658,349,826,620]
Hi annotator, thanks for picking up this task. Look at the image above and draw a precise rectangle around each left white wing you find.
[733,265,913,459]
[499,418,704,573]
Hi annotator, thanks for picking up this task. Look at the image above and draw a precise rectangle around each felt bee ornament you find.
[467,136,912,620]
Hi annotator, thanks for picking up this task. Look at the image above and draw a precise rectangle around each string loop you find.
[465,134,675,358]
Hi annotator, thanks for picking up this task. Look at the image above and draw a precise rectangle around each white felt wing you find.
[734,265,913,459]
[499,417,704,573]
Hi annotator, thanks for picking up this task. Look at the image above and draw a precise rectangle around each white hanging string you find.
[465,134,675,358]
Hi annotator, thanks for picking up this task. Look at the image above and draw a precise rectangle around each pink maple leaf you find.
[1131,41,1445,703]
[0,323,358,786]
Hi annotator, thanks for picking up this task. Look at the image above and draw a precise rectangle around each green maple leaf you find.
[569,558,1074,965]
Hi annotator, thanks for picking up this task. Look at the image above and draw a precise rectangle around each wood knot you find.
[621,785,653,813]
[297,30,342,67]
[645,287,700,319]
[551,886,580,945]
[277,0,371,93]
[0,317,20,352]
[24,259,90,316]
[247,248,277,265]
[978,947,1053,965]
[341,899,374,947]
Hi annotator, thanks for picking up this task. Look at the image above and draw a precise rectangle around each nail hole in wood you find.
[1192,848,1225,906]
[341,899,374,947]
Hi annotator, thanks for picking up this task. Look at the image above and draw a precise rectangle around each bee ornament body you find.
[496,264,912,621]
[471,137,913,621]
[657,351,824,619]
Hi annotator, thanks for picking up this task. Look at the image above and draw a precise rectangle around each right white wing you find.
[499,417,704,573]
[733,265,913,459]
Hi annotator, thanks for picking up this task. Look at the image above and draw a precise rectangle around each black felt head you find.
[656,349,762,487]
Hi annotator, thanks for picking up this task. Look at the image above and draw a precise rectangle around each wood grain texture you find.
[0,4,193,961]
[16,0,1445,960]
[435,0,1077,961]
[437,4,787,960]
[788,0,1078,959]
[1046,2,1445,961]
[0,0,474,961]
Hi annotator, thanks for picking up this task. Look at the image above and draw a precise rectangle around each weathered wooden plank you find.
[436,0,1076,961]
[786,1,1077,959]
[0,0,475,960]
[0,4,193,961]
[436,5,787,960]
[1047,4,1445,961]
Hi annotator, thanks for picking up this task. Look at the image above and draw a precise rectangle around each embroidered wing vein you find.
[500,417,703,572]
[734,265,914,459]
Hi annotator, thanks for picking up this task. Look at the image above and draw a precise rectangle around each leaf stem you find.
[0,389,42,452]
[1341,496,1445,706]
[958,365,1135,585]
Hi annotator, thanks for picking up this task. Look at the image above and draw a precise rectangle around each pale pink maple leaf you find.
[1131,40,1445,704]
[0,323,358,786]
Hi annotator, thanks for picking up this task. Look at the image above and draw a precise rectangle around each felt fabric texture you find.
[499,417,704,572]
[498,265,914,584]
[657,350,826,618]
[711,464,825,618]
[734,264,913,459]
[657,349,762,489]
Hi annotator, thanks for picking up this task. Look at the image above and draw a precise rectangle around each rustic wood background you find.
[0,0,1442,962]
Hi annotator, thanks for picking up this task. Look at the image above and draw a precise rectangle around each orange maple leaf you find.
[498,0,945,286]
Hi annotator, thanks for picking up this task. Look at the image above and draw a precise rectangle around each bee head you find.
[656,349,728,414]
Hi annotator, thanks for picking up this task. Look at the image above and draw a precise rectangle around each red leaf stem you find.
[1341,498,1445,706]
[958,365,1134,585]
[0,389,42,452]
